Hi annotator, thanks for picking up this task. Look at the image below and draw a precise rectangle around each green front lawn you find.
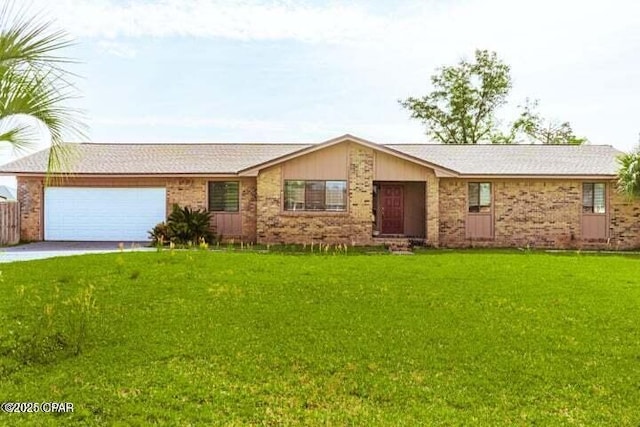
[1,250,639,425]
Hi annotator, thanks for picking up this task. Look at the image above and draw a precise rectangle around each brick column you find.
[256,166,282,243]
[348,143,374,245]
[241,178,258,243]
[426,174,439,247]
[17,177,44,241]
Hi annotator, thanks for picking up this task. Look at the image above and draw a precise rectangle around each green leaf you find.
[401,50,588,145]
[0,1,86,181]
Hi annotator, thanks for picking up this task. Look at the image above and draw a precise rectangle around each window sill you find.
[281,211,350,217]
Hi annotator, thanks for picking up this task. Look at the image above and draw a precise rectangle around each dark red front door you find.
[381,185,404,235]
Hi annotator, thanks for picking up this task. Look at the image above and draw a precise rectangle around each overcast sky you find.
[1,0,639,181]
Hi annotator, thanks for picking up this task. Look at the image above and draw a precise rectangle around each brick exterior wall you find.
[440,179,584,248]
[14,157,640,250]
[425,174,439,247]
[166,178,207,211]
[609,187,640,249]
[439,179,467,246]
[439,178,640,250]
[256,143,375,245]
[17,177,43,241]
[240,178,258,243]
[16,176,258,243]
[493,180,582,248]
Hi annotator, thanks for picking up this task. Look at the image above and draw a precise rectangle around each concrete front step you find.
[373,236,424,253]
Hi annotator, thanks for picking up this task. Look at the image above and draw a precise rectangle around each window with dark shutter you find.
[208,181,239,212]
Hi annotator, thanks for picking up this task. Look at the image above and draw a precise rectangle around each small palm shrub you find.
[167,204,213,245]
[149,222,171,245]
[617,151,640,199]
[148,205,213,245]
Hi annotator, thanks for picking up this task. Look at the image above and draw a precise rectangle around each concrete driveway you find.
[0,241,154,263]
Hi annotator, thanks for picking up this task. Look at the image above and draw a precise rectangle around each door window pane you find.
[582,183,605,214]
[593,183,606,214]
[468,183,479,212]
[469,182,491,213]
[479,183,491,207]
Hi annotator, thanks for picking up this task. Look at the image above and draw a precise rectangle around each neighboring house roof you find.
[0,185,16,200]
[0,134,623,177]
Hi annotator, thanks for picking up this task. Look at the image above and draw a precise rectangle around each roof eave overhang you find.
[456,174,617,180]
[2,172,243,178]
[3,173,615,180]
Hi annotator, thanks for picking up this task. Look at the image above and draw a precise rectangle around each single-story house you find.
[0,134,638,249]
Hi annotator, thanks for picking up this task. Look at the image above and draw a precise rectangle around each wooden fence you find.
[0,201,20,245]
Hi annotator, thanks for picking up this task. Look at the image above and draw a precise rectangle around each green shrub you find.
[166,204,213,245]
[148,205,214,245]
[148,221,170,245]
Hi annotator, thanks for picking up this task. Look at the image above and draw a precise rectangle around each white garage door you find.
[44,187,166,241]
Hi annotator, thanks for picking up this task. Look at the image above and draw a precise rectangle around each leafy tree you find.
[0,2,85,173]
[617,150,640,199]
[514,99,586,145]
[400,49,512,144]
[401,50,585,145]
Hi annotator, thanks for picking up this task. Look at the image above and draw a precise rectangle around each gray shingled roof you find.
[388,144,622,176]
[0,141,623,176]
[0,143,310,174]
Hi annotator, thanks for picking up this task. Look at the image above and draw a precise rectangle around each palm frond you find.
[0,122,35,151]
[0,0,87,181]
[0,2,74,70]
[616,152,640,200]
[1,65,86,146]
